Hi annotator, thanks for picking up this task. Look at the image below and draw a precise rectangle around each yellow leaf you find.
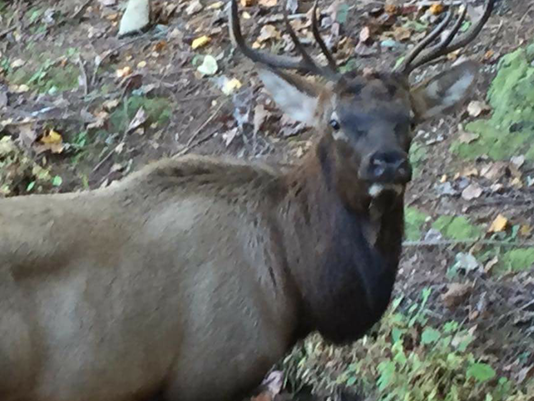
[429,3,444,15]
[519,225,532,237]
[222,78,242,95]
[192,35,211,49]
[207,1,224,9]
[40,129,63,145]
[488,214,508,233]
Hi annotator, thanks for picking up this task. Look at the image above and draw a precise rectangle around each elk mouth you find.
[367,183,405,198]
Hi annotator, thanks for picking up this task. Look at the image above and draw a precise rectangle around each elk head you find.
[230,0,493,207]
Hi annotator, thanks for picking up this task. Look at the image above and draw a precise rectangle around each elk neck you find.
[276,135,405,345]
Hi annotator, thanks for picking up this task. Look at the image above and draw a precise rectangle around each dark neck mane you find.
[278,137,405,345]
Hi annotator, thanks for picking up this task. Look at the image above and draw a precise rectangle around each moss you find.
[409,141,427,178]
[498,248,534,272]
[405,207,429,241]
[432,215,482,241]
[109,96,172,132]
[451,46,534,161]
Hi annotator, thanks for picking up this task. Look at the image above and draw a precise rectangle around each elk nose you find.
[368,151,412,183]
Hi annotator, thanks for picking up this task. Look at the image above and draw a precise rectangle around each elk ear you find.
[258,68,323,126]
[411,60,478,121]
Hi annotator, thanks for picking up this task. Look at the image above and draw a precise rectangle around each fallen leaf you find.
[511,155,525,169]
[222,78,242,95]
[258,0,277,7]
[442,283,472,309]
[461,182,483,200]
[127,107,147,133]
[36,129,64,154]
[429,2,444,15]
[519,225,532,237]
[257,25,280,43]
[254,104,269,135]
[359,26,371,43]
[488,214,508,233]
[197,55,218,76]
[192,35,211,49]
[116,66,132,78]
[40,129,63,145]
[186,0,203,15]
[467,100,490,117]
[458,131,480,144]
[240,0,254,6]
[392,26,411,41]
[207,1,224,10]
[11,59,25,68]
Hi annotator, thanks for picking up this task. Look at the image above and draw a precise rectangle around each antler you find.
[229,0,338,79]
[396,0,494,75]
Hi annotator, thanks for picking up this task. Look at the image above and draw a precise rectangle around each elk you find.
[0,0,493,400]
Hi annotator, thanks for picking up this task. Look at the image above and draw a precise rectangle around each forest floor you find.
[1,0,534,400]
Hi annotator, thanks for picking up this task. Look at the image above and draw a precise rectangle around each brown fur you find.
[0,134,402,401]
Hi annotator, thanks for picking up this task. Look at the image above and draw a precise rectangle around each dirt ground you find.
[1,0,534,399]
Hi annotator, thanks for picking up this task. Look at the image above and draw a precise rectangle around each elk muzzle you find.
[360,150,412,186]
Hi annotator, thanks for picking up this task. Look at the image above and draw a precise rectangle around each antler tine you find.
[311,0,337,72]
[282,3,325,76]
[229,0,307,71]
[401,0,495,74]
[396,8,454,74]
[229,0,337,78]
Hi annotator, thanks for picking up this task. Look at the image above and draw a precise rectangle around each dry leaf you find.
[191,35,211,49]
[254,104,269,135]
[127,107,147,133]
[257,25,280,43]
[116,66,132,78]
[40,129,63,145]
[359,26,371,43]
[467,100,490,117]
[240,0,254,6]
[207,1,224,10]
[258,0,277,7]
[461,182,483,200]
[429,2,444,15]
[488,214,508,233]
[37,129,64,154]
[392,26,411,41]
[442,283,472,309]
[519,225,532,237]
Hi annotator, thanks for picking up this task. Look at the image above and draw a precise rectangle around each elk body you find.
[0,1,493,400]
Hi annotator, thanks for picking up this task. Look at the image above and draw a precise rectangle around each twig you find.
[174,100,228,157]
[403,239,534,248]
[0,26,16,40]
[71,0,93,20]
[76,56,89,96]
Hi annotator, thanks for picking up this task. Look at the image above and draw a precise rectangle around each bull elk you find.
[0,0,493,400]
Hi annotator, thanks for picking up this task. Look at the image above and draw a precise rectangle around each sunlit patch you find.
[368,183,403,197]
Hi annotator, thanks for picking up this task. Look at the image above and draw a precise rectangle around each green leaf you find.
[421,327,441,345]
[26,181,36,192]
[52,176,63,187]
[346,376,357,386]
[467,363,496,382]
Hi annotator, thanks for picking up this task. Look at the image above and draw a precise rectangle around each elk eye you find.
[329,119,341,131]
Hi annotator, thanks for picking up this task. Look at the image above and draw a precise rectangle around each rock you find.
[118,0,151,38]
